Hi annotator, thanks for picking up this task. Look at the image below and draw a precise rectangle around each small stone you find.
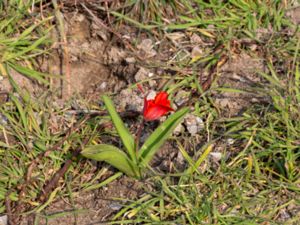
[210,152,222,162]
[146,90,156,100]
[279,209,291,221]
[119,89,144,111]
[184,114,204,136]
[125,57,136,64]
[99,82,107,90]
[0,215,7,225]
[190,33,203,44]
[166,32,185,41]
[176,151,185,167]
[135,67,149,82]
[191,46,203,59]
[173,123,184,135]
[148,80,157,88]
[227,138,235,145]
[137,39,153,51]
[109,202,123,211]
[174,90,190,106]
[137,39,157,58]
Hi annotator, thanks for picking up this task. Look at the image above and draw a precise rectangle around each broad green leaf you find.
[81,144,139,178]
[138,107,189,168]
[102,95,136,162]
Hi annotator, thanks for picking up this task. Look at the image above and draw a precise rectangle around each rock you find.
[118,89,144,111]
[166,32,185,42]
[191,46,203,59]
[146,90,156,100]
[106,46,127,64]
[109,202,123,211]
[148,80,157,88]
[135,67,149,82]
[190,33,203,44]
[173,123,184,135]
[227,138,235,145]
[210,152,222,162]
[174,90,190,106]
[184,114,204,136]
[137,39,157,58]
[0,215,7,225]
[125,57,136,64]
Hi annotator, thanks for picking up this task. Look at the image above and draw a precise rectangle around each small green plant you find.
[81,93,189,179]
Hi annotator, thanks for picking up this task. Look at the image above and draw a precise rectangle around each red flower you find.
[143,91,174,121]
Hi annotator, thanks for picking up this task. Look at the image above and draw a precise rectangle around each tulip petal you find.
[143,91,174,121]
[144,105,172,121]
[154,92,168,104]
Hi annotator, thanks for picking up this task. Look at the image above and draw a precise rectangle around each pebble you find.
[210,152,222,162]
[109,202,123,211]
[173,123,184,135]
[174,90,190,106]
[125,57,136,64]
[184,114,204,136]
[146,90,156,100]
[191,46,203,59]
[0,215,7,225]
[135,67,149,82]
[137,39,157,58]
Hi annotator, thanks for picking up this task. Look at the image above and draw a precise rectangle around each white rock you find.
[125,57,136,64]
[99,82,107,90]
[227,138,235,145]
[184,114,204,136]
[173,123,184,135]
[146,90,157,100]
[135,67,149,82]
[148,80,157,88]
[210,152,222,161]
[0,215,7,225]
[174,90,190,106]
[191,46,203,59]
[137,39,157,58]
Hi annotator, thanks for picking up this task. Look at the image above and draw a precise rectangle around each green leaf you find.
[10,94,28,135]
[138,107,189,168]
[102,95,136,162]
[8,62,49,85]
[81,144,139,178]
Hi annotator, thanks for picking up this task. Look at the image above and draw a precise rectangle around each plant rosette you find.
[81,92,189,179]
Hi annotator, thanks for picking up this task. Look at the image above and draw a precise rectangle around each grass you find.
[0,0,53,85]
[0,0,299,224]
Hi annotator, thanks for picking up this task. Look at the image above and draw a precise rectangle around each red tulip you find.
[143,91,174,121]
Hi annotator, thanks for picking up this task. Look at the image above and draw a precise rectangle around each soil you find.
[3,3,298,225]
[39,176,144,225]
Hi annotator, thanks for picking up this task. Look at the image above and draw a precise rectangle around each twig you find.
[38,135,91,202]
[5,109,140,224]
[135,119,144,153]
[52,0,71,99]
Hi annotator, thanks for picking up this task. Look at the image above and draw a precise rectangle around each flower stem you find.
[135,119,144,154]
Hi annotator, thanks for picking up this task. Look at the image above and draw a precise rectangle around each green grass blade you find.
[8,62,49,85]
[10,94,28,134]
[102,95,136,162]
[81,144,139,178]
[138,107,189,168]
